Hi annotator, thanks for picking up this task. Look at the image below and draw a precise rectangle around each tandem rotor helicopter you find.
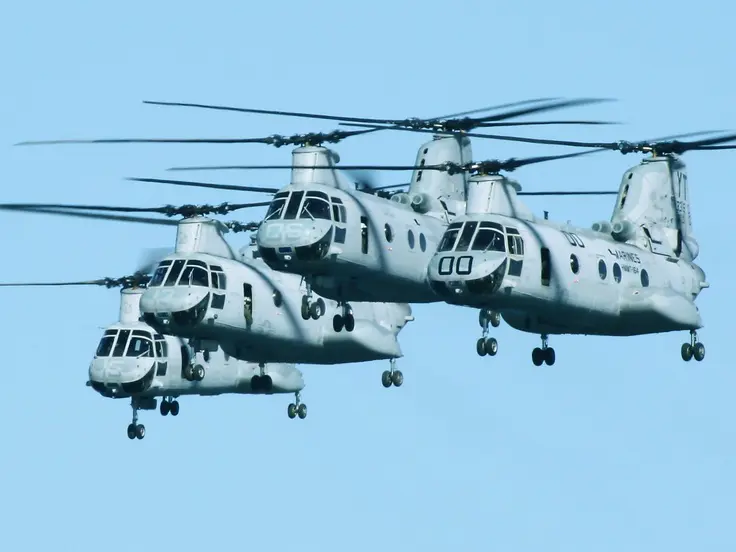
[0,205,416,433]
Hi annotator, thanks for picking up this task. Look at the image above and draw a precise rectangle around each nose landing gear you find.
[381,358,403,388]
[532,334,555,366]
[300,284,325,321]
[287,391,308,420]
[476,309,501,357]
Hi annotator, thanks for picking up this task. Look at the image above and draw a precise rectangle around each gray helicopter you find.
[0,203,414,389]
[0,275,306,440]
[15,98,619,333]
[340,132,731,365]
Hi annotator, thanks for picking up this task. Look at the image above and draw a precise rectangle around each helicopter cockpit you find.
[428,219,512,301]
[257,189,348,267]
[89,328,168,398]
[140,258,228,330]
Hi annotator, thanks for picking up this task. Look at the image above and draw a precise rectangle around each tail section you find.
[609,156,699,260]
[392,135,472,221]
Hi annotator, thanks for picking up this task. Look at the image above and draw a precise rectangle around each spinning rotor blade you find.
[0,272,151,289]
[517,190,618,196]
[127,177,279,194]
[16,128,377,148]
[169,148,599,175]
[0,205,180,226]
[144,97,614,133]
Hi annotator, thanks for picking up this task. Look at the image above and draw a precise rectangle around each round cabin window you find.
[272,289,283,307]
[641,269,649,287]
[598,259,607,280]
[384,223,394,243]
[570,254,579,274]
[419,233,427,252]
[613,263,622,283]
[408,229,415,249]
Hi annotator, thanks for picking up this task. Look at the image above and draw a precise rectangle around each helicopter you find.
[0,273,307,440]
[297,131,733,366]
[0,202,414,389]
[15,97,620,332]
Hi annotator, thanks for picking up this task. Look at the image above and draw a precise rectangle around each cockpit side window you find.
[265,192,289,221]
[210,265,226,290]
[164,259,186,286]
[437,222,463,252]
[283,191,304,220]
[150,260,172,287]
[112,329,130,357]
[299,197,331,220]
[455,221,478,252]
[96,329,117,357]
[154,335,168,358]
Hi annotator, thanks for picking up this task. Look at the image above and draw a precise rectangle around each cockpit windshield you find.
[265,192,289,221]
[148,259,226,290]
[471,222,506,252]
[454,221,478,252]
[96,329,155,358]
[299,191,331,220]
[437,223,463,252]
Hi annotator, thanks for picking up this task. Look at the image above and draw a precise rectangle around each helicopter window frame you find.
[164,259,186,286]
[154,335,167,358]
[437,222,463,253]
[150,263,171,287]
[264,192,289,221]
[384,223,394,243]
[298,196,332,221]
[126,336,154,358]
[454,221,478,252]
[598,258,607,280]
[283,191,305,220]
[419,233,426,252]
[112,329,131,357]
[613,262,622,283]
[96,330,118,357]
[471,227,506,253]
[570,254,579,274]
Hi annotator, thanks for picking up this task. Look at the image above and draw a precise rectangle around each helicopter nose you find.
[427,251,506,282]
[257,219,331,248]
[88,358,156,397]
[140,287,210,328]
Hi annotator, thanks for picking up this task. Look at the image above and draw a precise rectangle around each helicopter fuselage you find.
[255,183,448,303]
[427,213,708,337]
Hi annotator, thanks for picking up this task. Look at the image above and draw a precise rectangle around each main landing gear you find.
[532,334,555,366]
[184,363,205,382]
[287,391,308,420]
[160,396,180,416]
[300,283,325,321]
[332,302,355,332]
[681,330,706,362]
[381,358,403,388]
[476,308,500,357]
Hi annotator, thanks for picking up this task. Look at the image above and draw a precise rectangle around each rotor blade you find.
[434,98,561,120]
[16,137,279,146]
[695,144,736,150]
[0,206,179,226]
[0,200,271,217]
[126,177,279,194]
[0,279,111,287]
[517,190,619,196]
[471,98,613,124]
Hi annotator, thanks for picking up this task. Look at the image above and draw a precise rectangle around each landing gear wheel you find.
[195,365,205,381]
[490,311,501,327]
[694,342,705,361]
[333,314,344,332]
[170,400,179,416]
[381,370,393,388]
[297,403,307,419]
[544,347,556,366]
[184,365,194,381]
[135,424,145,439]
[681,343,693,361]
[127,424,136,439]
[310,298,325,320]
[391,370,403,387]
[532,347,544,366]
[476,338,486,357]
[343,313,355,332]
[160,400,170,416]
[301,296,310,320]
[484,337,498,356]
[287,403,297,419]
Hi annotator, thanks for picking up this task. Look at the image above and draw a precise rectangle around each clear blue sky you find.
[2,1,735,550]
